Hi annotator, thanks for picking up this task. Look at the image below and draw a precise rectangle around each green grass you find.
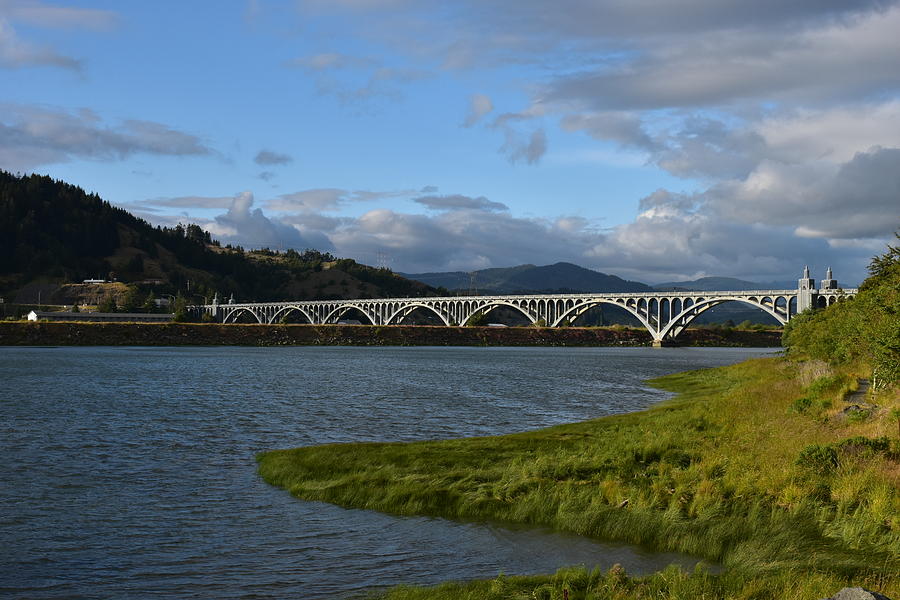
[258,357,900,599]
[368,565,898,600]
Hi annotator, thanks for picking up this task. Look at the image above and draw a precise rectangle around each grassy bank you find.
[0,321,781,347]
[258,357,899,599]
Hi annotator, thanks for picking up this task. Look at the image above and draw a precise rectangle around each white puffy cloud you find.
[132,181,880,285]
[212,191,332,250]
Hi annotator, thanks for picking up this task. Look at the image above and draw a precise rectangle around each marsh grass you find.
[258,357,900,598]
[365,564,898,600]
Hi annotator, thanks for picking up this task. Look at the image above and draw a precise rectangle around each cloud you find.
[0,104,212,170]
[211,191,332,250]
[500,128,547,164]
[705,147,900,240]
[286,50,430,105]
[0,18,80,70]
[462,93,493,127]
[254,149,293,166]
[0,1,118,71]
[132,195,236,210]
[264,187,417,212]
[129,180,880,285]
[413,194,508,211]
[287,52,376,71]
[2,0,118,30]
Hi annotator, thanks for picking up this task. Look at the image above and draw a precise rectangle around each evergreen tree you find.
[98,295,117,313]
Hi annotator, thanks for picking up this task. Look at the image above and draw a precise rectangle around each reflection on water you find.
[0,346,776,598]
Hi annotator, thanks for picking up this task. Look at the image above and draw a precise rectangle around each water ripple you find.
[0,345,775,599]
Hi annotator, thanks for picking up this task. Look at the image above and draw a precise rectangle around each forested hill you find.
[0,171,435,303]
[403,262,653,294]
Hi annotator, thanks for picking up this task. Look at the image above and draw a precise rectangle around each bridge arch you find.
[384,302,450,326]
[658,296,789,341]
[269,305,315,324]
[462,300,537,326]
[551,299,656,334]
[222,306,264,324]
[323,304,377,325]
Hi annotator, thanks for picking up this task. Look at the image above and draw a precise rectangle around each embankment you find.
[0,321,781,347]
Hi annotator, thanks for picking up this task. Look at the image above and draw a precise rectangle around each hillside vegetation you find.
[783,232,900,390]
[0,171,434,305]
[257,237,900,599]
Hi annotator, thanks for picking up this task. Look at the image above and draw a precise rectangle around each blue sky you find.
[3,0,899,285]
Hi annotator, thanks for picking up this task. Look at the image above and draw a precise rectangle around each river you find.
[0,346,777,599]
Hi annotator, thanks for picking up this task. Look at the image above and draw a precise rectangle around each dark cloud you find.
[462,0,896,41]
[413,194,508,211]
[705,146,900,240]
[254,149,293,166]
[0,105,212,171]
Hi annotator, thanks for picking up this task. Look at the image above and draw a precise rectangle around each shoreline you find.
[0,321,782,347]
[256,356,898,599]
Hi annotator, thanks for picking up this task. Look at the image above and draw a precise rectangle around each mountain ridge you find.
[404,265,798,295]
[402,262,653,294]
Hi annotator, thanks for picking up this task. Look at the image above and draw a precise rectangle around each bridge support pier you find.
[652,339,679,348]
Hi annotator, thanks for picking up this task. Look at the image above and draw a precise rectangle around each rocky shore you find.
[0,321,782,347]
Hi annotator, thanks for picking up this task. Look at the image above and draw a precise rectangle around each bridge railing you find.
[193,288,829,310]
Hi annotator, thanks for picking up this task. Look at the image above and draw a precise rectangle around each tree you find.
[783,230,900,388]
[172,293,188,322]
[120,286,139,312]
[466,311,488,326]
[142,291,157,313]
[98,294,117,313]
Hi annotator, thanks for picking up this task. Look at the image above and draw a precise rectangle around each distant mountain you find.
[653,276,797,292]
[0,171,434,305]
[403,262,653,294]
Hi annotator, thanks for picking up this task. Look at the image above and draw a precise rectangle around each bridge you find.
[192,267,856,345]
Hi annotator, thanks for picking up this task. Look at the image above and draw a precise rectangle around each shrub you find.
[835,436,890,457]
[796,444,838,475]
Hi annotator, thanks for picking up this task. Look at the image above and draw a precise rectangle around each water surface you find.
[0,346,776,598]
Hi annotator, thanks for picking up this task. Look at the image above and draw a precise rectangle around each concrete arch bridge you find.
[194,268,855,345]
